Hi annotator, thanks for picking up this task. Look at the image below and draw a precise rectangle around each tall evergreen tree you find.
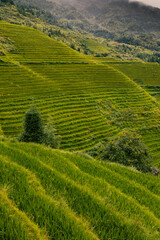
[19,106,44,144]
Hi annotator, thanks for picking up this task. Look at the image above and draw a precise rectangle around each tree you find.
[70,43,75,50]
[87,130,152,173]
[100,130,152,173]
[19,106,61,148]
[19,106,44,144]
[0,0,14,5]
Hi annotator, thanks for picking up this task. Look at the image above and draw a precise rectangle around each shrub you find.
[87,130,152,173]
[43,117,61,149]
[100,130,152,173]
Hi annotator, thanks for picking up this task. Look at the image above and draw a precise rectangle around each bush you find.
[101,130,152,173]
[87,130,152,173]
[43,117,61,149]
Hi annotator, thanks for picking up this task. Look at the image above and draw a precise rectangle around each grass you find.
[0,21,159,165]
[84,39,109,54]
[1,141,160,239]
[0,6,160,240]
[0,148,99,240]
[0,188,47,240]
[1,4,159,62]
[108,62,160,164]
[108,62,160,102]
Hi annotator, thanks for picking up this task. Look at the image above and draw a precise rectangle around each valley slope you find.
[1,10,160,240]
[0,21,160,165]
[16,0,160,51]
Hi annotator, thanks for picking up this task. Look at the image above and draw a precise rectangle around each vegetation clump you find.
[87,130,152,173]
[19,106,61,148]
[19,106,44,144]
[0,0,14,5]
[43,117,62,149]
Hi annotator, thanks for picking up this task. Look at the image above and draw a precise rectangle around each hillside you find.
[1,1,160,239]
[7,0,160,63]
[16,0,160,48]
[0,3,111,57]
[106,61,160,164]
[0,2,159,62]
[50,0,160,40]
[0,21,160,165]
[1,141,160,239]
[109,62,160,104]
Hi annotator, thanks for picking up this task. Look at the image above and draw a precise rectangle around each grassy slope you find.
[0,4,113,57]
[108,62,160,164]
[0,4,157,61]
[1,141,160,239]
[0,21,160,164]
[108,62,160,102]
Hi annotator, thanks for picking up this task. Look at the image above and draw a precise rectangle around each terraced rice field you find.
[109,62,160,102]
[84,39,109,54]
[0,21,160,163]
[108,62,160,165]
[1,141,160,239]
[0,21,86,64]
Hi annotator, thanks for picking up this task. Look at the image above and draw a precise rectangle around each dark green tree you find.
[0,0,14,5]
[19,106,44,144]
[70,43,75,50]
[87,130,152,173]
[19,106,61,148]
[100,130,152,173]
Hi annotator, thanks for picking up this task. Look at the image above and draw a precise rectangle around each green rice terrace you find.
[0,21,160,164]
[2,141,160,239]
[109,62,160,104]
[1,17,160,240]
